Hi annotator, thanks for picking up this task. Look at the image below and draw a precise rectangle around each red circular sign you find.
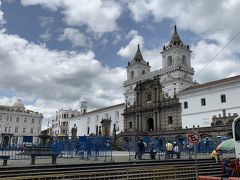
[187,131,200,144]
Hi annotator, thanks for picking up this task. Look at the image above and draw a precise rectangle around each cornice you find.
[124,65,194,87]
[178,77,240,96]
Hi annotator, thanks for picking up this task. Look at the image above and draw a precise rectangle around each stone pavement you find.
[0,151,235,168]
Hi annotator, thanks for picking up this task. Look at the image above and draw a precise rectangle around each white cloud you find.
[21,0,122,34]
[127,0,240,47]
[38,16,54,28]
[144,48,162,71]
[39,29,51,42]
[117,30,162,70]
[37,16,55,42]
[21,0,62,11]
[0,1,6,31]
[59,28,92,48]
[192,40,240,83]
[62,0,122,34]
[117,30,144,59]
[128,0,240,83]
[0,32,126,120]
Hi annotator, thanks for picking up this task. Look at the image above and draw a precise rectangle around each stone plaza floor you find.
[0,151,235,168]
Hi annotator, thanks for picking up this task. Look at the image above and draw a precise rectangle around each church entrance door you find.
[147,118,154,131]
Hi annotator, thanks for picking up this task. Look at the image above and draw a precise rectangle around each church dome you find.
[12,99,25,110]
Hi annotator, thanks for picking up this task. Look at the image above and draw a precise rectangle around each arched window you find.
[215,121,223,126]
[131,71,134,79]
[182,55,186,65]
[167,56,173,66]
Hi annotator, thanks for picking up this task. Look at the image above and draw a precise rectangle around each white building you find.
[178,75,240,128]
[68,103,124,137]
[0,99,43,146]
[66,25,240,136]
[52,108,80,136]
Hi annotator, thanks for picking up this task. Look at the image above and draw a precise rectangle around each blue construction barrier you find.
[0,134,233,162]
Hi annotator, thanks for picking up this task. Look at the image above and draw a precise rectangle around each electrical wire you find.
[194,30,240,78]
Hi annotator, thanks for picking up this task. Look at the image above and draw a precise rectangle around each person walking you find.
[173,142,180,159]
[137,139,145,160]
[165,141,173,159]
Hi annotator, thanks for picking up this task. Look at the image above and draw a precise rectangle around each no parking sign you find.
[187,131,200,144]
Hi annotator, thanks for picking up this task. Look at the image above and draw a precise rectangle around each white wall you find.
[179,83,240,128]
[69,104,124,136]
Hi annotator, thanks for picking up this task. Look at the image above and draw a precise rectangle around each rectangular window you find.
[15,127,18,133]
[0,115,2,121]
[168,116,173,124]
[184,101,188,109]
[147,94,151,101]
[129,122,133,129]
[115,111,119,119]
[10,116,12,121]
[24,118,27,123]
[23,128,26,133]
[30,128,33,134]
[221,94,226,103]
[5,127,7,132]
[6,115,9,121]
[201,98,206,106]
[16,117,19,122]
[8,127,11,132]
[32,118,35,123]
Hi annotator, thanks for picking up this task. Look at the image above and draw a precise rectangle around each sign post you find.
[187,130,200,179]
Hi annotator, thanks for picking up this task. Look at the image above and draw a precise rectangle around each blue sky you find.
[0,0,240,128]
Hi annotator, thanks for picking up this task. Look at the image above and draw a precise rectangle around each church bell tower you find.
[160,26,194,97]
[124,45,150,106]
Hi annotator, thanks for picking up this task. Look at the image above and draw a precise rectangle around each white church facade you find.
[63,26,240,136]
[124,26,194,107]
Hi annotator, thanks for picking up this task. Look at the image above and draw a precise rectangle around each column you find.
[154,112,157,131]
[157,111,162,131]
[139,114,142,131]
[136,115,139,131]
